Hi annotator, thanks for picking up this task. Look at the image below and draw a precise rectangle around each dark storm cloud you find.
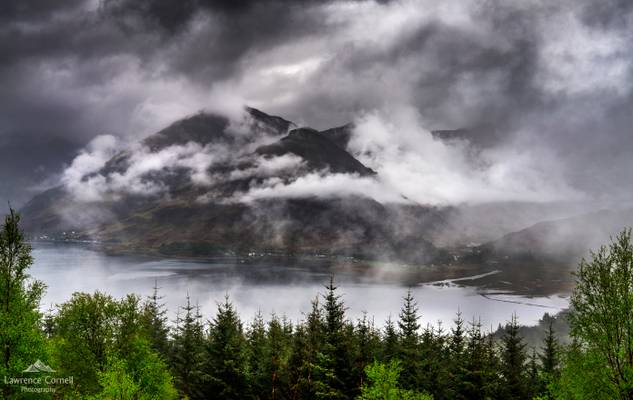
[2,0,633,207]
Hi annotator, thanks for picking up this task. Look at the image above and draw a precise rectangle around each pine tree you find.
[0,209,48,399]
[540,320,559,377]
[142,280,170,359]
[287,297,323,400]
[248,310,269,399]
[482,330,501,397]
[397,290,421,390]
[499,314,528,400]
[448,311,467,399]
[420,323,450,399]
[527,348,540,399]
[267,314,290,400]
[538,319,560,398]
[462,319,485,399]
[356,313,380,389]
[205,295,250,399]
[287,324,311,400]
[314,276,353,399]
[171,295,205,399]
[382,315,399,362]
[450,311,465,355]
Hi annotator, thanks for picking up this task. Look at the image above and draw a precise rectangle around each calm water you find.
[30,243,568,330]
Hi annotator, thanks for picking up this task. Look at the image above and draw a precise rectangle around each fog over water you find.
[31,243,567,330]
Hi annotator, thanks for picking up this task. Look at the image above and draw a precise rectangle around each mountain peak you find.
[245,106,295,134]
[257,127,375,175]
[141,107,293,152]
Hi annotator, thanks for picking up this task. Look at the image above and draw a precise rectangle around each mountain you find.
[319,123,354,149]
[439,208,633,293]
[21,106,629,294]
[479,209,633,264]
[20,107,440,263]
[256,127,374,175]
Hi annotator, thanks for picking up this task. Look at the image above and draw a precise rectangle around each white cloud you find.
[61,134,120,202]
[238,172,405,204]
[62,139,229,201]
[345,107,581,205]
[228,154,306,181]
[537,8,632,96]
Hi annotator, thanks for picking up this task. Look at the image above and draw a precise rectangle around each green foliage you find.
[355,313,381,389]
[50,291,177,398]
[539,320,559,377]
[314,277,355,399]
[171,295,205,399]
[52,292,120,394]
[459,319,499,399]
[0,209,48,399]
[141,280,170,359]
[204,295,250,399]
[90,356,139,400]
[13,207,633,400]
[499,314,528,400]
[357,360,432,400]
[247,310,269,398]
[397,290,421,390]
[381,316,398,362]
[286,297,323,399]
[550,343,618,400]
[568,229,633,399]
[446,312,467,399]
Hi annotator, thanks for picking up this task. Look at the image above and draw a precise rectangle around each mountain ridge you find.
[20,107,440,264]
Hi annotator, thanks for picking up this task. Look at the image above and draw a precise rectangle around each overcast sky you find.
[2,0,633,207]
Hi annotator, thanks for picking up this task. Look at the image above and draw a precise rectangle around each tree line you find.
[2,209,633,399]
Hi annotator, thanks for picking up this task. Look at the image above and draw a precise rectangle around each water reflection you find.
[30,242,568,330]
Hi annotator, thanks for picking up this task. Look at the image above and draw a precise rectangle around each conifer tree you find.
[205,295,250,399]
[382,315,399,362]
[314,276,353,399]
[450,311,465,355]
[171,295,205,399]
[287,324,311,400]
[355,313,380,389]
[540,320,559,378]
[483,330,501,397]
[397,290,421,390]
[527,348,540,399]
[420,323,450,399]
[287,298,323,399]
[141,280,170,359]
[447,311,467,399]
[248,310,269,399]
[499,314,528,400]
[267,314,290,399]
[462,319,486,399]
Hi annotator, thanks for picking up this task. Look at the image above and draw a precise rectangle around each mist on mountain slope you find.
[58,105,579,208]
[18,103,630,269]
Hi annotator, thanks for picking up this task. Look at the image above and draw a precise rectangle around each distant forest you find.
[2,209,633,399]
